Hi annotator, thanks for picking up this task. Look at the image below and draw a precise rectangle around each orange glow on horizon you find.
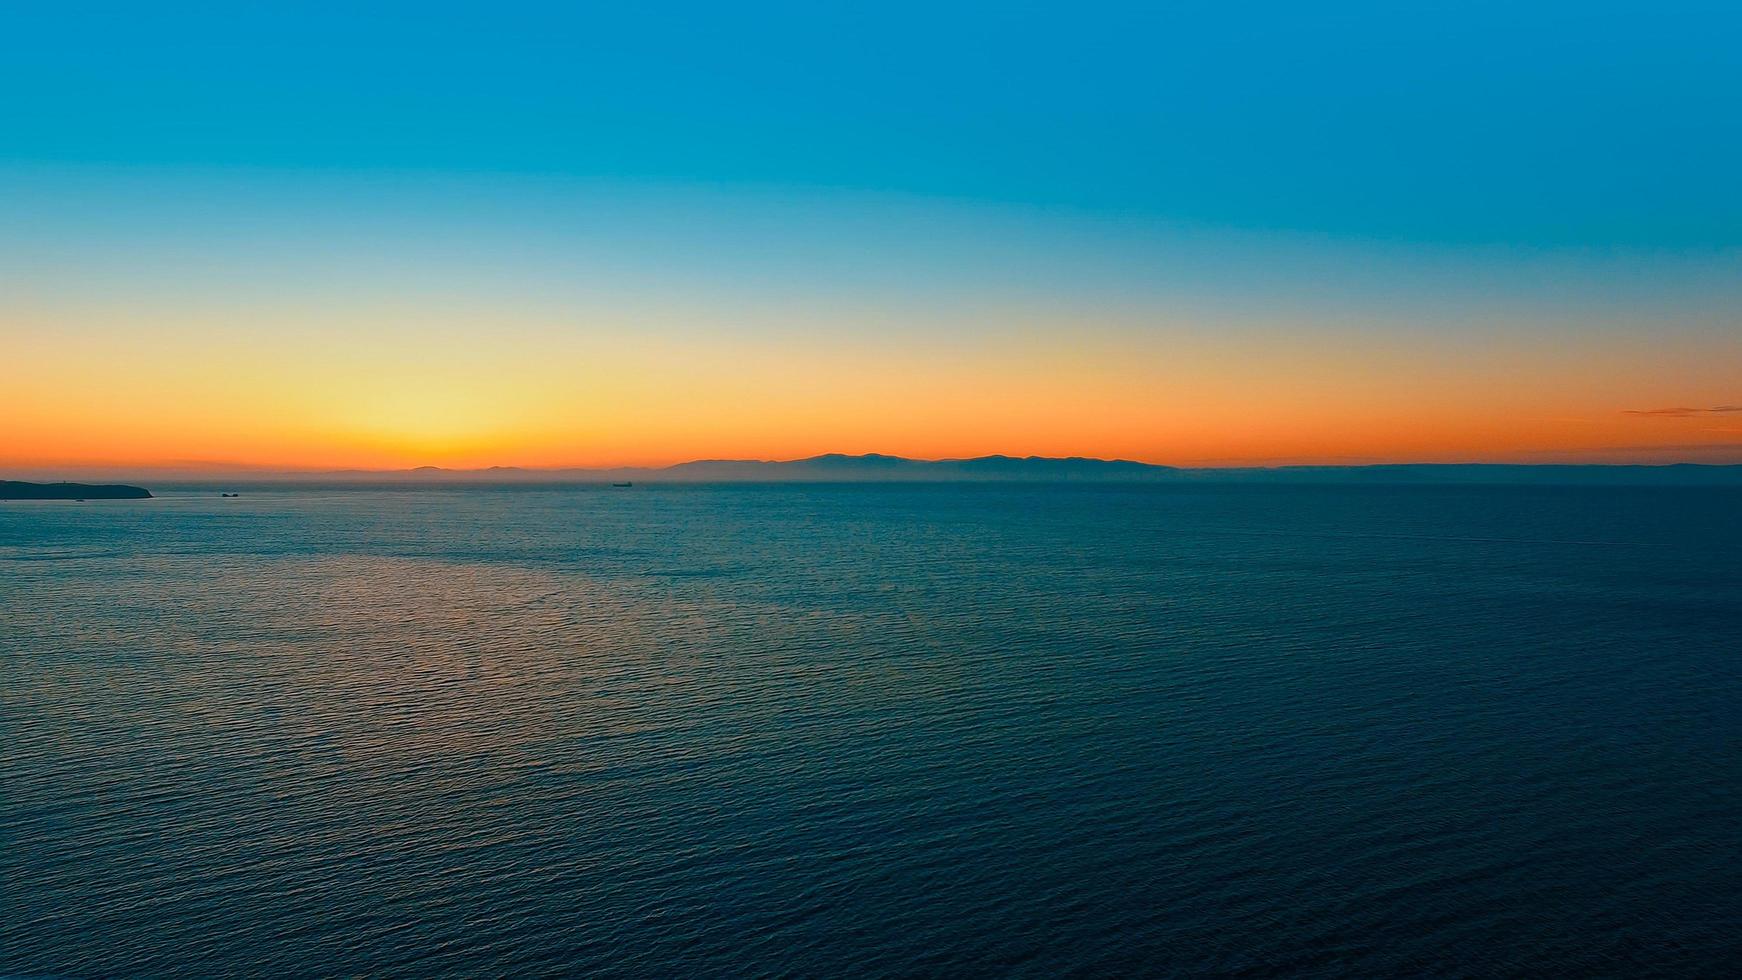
[7,302,1741,474]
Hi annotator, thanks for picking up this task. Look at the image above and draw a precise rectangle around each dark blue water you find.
[3,484,1738,976]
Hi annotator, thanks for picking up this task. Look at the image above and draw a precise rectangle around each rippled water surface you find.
[3,483,1738,976]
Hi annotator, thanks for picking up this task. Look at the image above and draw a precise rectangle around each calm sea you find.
[3,483,1738,977]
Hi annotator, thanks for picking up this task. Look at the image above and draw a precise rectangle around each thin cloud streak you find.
[1623,405,1742,418]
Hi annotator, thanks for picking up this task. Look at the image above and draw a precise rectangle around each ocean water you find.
[2,483,1738,977]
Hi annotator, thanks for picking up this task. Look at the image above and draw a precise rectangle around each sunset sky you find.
[5,1,1740,472]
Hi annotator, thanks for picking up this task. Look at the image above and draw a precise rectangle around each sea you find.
[3,482,1738,977]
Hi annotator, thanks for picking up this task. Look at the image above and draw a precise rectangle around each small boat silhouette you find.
[612,481,633,488]
[221,492,240,497]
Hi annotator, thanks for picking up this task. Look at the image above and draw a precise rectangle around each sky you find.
[4,1,1740,471]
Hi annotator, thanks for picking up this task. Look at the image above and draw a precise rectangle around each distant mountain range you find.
[34,453,1733,485]
[660,453,1176,482]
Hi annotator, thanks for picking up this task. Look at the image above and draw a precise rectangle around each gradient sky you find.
[4,1,1740,471]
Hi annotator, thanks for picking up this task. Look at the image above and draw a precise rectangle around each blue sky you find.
[6,1,1739,247]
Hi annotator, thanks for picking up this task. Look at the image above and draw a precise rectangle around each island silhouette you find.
[1,481,153,500]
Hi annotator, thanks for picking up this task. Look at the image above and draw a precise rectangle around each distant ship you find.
[612,481,633,488]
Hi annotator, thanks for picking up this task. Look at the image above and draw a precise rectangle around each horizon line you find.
[8,449,1742,482]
